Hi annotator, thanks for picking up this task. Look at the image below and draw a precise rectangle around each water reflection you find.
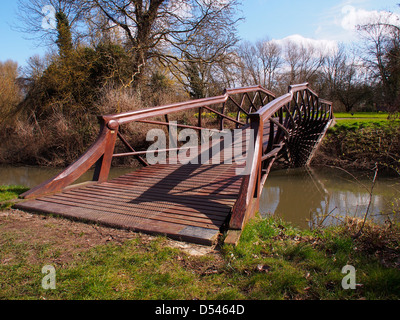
[260,167,400,229]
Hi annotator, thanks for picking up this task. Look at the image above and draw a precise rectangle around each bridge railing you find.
[21,86,275,199]
[228,83,333,230]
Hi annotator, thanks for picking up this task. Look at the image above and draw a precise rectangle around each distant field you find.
[332,112,400,127]
[334,112,389,119]
[333,119,392,126]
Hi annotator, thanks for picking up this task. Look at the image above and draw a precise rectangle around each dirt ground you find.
[0,209,218,266]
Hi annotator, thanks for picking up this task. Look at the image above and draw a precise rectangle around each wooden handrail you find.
[101,86,275,126]
[256,93,292,121]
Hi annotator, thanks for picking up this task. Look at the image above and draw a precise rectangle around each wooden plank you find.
[16,200,219,245]
[113,164,240,178]
[113,172,242,187]
[56,190,232,219]
[35,196,222,230]
[109,180,242,194]
[68,184,236,206]
[111,168,239,185]
[118,165,240,182]
[60,185,236,212]
[224,230,242,246]
[66,187,236,212]
[117,169,242,182]
[48,191,230,221]
[108,177,242,195]
[103,176,242,195]
[108,177,242,193]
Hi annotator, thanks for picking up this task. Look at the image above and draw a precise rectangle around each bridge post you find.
[93,119,119,183]
[228,113,263,232]
[248,113,263,203]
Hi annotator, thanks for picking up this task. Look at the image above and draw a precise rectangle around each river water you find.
[1,165,399,229]
[260,167,400,228]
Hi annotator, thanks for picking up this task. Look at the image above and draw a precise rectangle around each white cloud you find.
[340,5,400,31]
[271,34,338,56]
[314,2,400,43]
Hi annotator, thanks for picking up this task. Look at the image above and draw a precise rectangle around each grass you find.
[0,186,29,210]
[329,119,399,131]
[333,112,400,128]
[334,112,390,119]
[224,217,400,300]
[1,202,399,300]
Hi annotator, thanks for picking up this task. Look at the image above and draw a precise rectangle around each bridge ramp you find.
[16,164,243,245]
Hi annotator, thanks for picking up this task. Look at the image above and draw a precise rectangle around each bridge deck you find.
[16,163,244,245]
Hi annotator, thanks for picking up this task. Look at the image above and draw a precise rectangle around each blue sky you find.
[238,0,399,42]
[1,0,399,68]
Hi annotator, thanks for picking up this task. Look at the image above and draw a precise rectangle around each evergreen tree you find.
[185,55,205,99]
[55,11,73,59]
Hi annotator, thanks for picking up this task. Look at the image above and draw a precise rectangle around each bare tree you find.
[236,41,260,86]
[87,0,242,87]
[282,39,325,86]
[322,45,370,112]
[356,8,400,111]
[214,52,243,89]
[335,63,371,113]
[236,39,282,90]
[168,7,240,97]
[23,54,50,81]
[322,45,348,96]
[255,38,282,91]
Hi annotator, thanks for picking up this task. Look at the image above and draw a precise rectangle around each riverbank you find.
[312,119,400,175]
[1,203,399,299]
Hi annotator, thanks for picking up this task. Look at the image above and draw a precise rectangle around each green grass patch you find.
[334,118,393,126]
[334,112,390,119]
[0,185,29,210]
[332,112,400,129]
[223,216,400,300]
[328,120,400,135]
[328,117,400,132]
[1,211,399,300]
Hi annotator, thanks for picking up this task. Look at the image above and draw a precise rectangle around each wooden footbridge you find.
[16,83,333,245]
